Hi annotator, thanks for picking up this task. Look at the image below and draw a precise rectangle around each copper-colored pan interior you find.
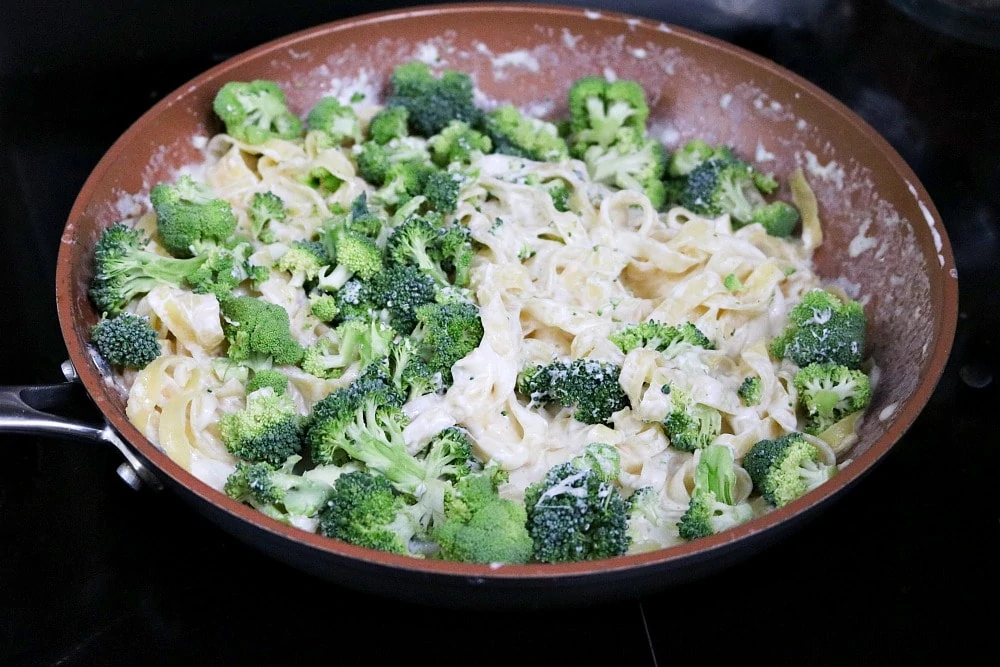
[55,4,958,578]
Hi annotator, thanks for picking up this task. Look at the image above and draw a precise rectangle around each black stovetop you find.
[1,1,997,664]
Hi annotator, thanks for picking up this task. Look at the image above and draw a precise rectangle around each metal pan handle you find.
[0,361,162,490]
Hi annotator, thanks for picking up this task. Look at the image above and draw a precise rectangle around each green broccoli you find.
[744,432,837,507]
[332,278,379,322]
[247,191,286,240]
[738,376,763,407]
[386,215,451,286]
[303,167,343,195]
[411,301,484,385]
[308,293,340,322]
[523,460,631,563]
[213,80,303,144]
[793,363,872,434]
[388,337,443,401]
[220,296,304,367]
[667,139,734,177]
[749,201,800,237]
[316,225,384,292]
[308,382,470,528]
[277,240,330,286]
[677,444,754,540]
[301,319,394,379]
[724,273,743,292]
[680,156,799,236]
[568,77,649,156]
[517,359,629,425]
[544,180,572,212]
[430,120,492,166]
[150,176,237,257]
[387,62,480,136]
[484,106,569,162]
[367,106,410,145]
[422,170,463,214]
[91,313,161,369]
[88,222,237,315]
[367,264,438,334]
[610,320,714,356]
[372,161,435,210]
[246,369,288,396]
[306,97,361,145]
[219,388,302,465]
[224,459,333,520]
[345,193,387,238]
[355,137,431,186]
[434,470,533,564]
[436,224,474,287]
[770,289,867,369]
[663,386,721,452]
[626,486,684,553]
[318,470,418,555]
[571,442,621,483]
[581,127,667,208]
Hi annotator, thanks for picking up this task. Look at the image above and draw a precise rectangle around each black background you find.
[1,1,998,664]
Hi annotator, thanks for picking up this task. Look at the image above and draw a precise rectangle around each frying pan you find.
[0,4,958,608]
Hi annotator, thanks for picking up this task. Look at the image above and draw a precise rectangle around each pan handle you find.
[0,362,162,491]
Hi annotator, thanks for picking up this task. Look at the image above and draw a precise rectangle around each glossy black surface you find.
[1,1,997,664]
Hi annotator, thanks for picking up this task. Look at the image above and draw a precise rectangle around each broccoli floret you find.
[411,301,484,385]
[368,106,410,145]
[744,432,837,507]
[372,161,434,211]
[388,337,443,401]
[316,225,384,291]
[149,176,237,257]
[571,443,621,483]
[793,363,872,434]
[524,460,631,563]
[303,167,343,195]
[248,191,286,239]
[662,386,721,452]
[738,376,763,407]
[246,369,288,396]
[436,223,474,288]
[220,296,304,366]
[355,137,432,186]
[626,486,684,553]
[301,319,394,379]
[90,313,161,369]
[545,180,572,212]
[185,241,261,300]
[430,120,492,166]
[387,215,450,286]
[387,62,480,136]
[332,278,379,322]
[306,97,361,145]
[770,289,867,369]
[434,471,532,564]
[277,240,330,286]
[568,77,649,156]
[308,383,466,528]
[422,170,462,214]
[89,223,223,315]
[367,264,438,334]
[318,471,418,555]
[753,170,779,194]
[484,106,568,162]
[213,80,303,145]
[220,388,302,465]
[225,459,333,519]
[308,293,340,322]
[680,156,780,226]
[346,193,386,238]
[517,359,629,425]
[750,201,799,237]
[678,444,754,540]
[610,320,714,356]
[667,139,734,177]
[582,127,667,208]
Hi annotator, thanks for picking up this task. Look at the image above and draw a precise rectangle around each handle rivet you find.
[60,360,79,383]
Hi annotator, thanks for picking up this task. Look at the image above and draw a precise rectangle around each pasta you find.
[94,65,873,563]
